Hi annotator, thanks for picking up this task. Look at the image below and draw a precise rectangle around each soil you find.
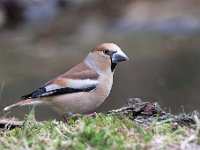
[108,98,200,128]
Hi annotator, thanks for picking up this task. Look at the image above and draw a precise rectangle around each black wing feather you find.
[21,85,96,99]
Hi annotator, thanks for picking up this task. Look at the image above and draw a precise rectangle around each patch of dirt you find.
[108,98,200,128]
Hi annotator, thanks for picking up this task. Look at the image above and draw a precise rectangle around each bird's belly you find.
[49,74,113,114]
[50,89,109,114]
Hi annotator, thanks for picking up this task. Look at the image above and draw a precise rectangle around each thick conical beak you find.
[112,49,129,63]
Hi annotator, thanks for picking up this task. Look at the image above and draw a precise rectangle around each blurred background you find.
[0,0,200,120]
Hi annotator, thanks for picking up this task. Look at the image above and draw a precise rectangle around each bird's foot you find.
[62,115,68,123]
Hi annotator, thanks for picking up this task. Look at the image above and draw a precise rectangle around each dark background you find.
[0,0,200,120]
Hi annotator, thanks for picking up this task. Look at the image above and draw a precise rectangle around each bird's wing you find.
[21,62,99,99]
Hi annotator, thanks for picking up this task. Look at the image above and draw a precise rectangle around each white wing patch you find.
[67,79,99,89]
[45,84,62,91]
[45,79,98,91]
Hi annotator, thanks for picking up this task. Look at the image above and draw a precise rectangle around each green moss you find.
[0,113,199,150]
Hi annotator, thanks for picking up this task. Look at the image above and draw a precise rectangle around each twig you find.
[0,119,23,129]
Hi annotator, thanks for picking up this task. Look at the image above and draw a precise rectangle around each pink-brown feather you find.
[43,62,99,88]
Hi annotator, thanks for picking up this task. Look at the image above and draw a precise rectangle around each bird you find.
[3,43,129,120]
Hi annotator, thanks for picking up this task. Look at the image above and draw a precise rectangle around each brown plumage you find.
[60,62,99,80]
[4,43,129,115]
[3,99,34,111]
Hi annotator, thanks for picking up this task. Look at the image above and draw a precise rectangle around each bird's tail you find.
[3,99,35,111]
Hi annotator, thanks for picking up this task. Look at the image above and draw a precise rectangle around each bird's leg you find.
[85,112,98,117]
[62,115,68,123]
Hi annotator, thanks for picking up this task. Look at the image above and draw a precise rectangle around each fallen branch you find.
[0,118,23,129]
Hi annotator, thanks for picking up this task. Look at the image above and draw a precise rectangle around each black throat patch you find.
[111,63,117,72]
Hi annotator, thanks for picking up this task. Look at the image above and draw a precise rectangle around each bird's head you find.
[86,43,129,72]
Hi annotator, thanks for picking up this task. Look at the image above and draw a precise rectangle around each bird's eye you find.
[103,49,110,55]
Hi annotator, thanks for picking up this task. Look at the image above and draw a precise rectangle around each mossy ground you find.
[0,112,200,150]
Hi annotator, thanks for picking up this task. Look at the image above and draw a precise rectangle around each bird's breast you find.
[95,73,113,103]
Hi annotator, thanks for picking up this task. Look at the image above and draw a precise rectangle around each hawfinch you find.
[4,43,129,118]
